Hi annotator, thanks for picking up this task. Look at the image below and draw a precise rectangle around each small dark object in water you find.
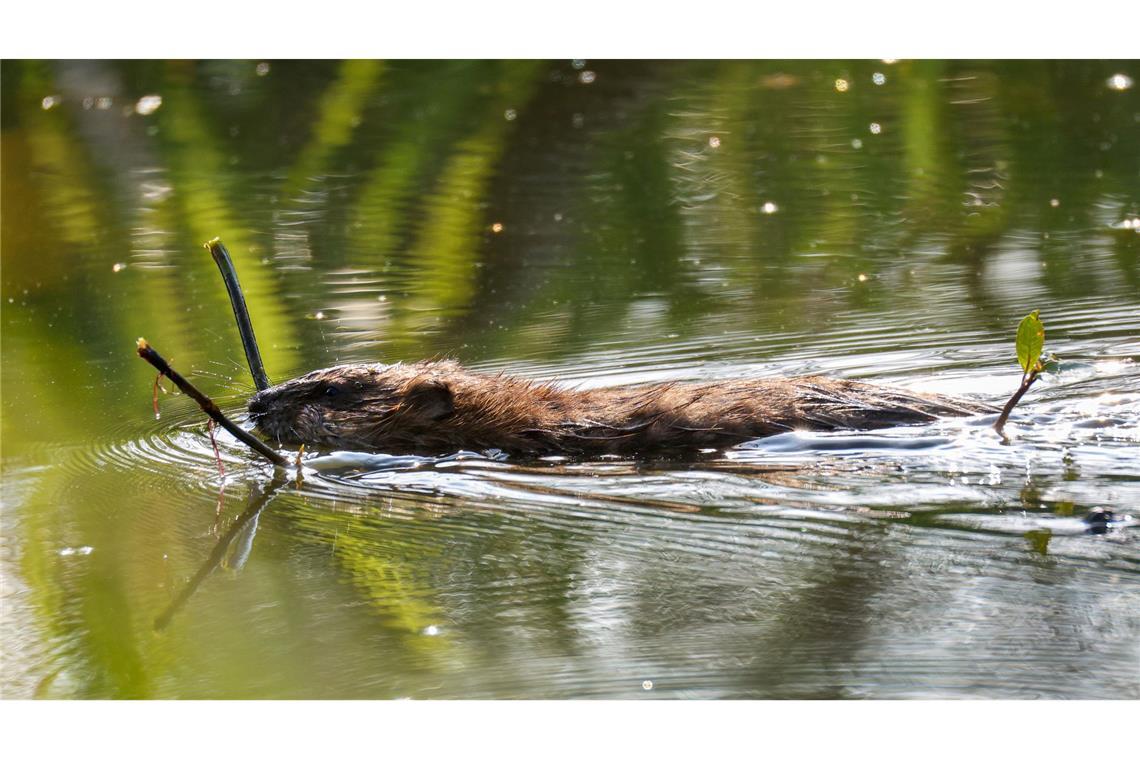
[1083,507,1117,535]
[248,360,995,457]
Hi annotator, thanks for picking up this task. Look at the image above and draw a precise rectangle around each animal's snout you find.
[248,391,271,418]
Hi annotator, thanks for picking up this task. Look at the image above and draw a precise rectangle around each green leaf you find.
[1015,310,1045,374]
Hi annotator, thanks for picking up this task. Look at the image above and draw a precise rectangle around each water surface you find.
[2,60,1138,698]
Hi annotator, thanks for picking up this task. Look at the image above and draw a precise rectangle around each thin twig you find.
[137,338,287,467]
[152,372,164,419]
[207,419,226,478]
[993,369,1040,438]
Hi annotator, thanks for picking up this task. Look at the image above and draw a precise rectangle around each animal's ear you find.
[402,379,455,421]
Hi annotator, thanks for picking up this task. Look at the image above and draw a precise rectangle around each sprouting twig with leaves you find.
[993,310,1058,438]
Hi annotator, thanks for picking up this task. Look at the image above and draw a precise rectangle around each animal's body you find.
[247,360,993,457]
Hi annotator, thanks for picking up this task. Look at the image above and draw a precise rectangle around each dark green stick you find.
[137,338,287,467]
[205,237,270,392]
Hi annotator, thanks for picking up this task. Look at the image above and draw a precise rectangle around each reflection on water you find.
[2,60,1138,699]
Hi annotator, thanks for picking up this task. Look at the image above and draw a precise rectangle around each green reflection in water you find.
[2,60,1137,699]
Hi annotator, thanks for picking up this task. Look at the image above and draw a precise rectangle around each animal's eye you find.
[324,385,340,398]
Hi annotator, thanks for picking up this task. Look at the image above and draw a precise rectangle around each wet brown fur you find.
[248,360,995,457]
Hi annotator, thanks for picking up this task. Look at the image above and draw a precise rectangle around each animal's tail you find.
[794,379,996,431]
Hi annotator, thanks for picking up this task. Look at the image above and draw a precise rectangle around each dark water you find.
[2,60,1138,699]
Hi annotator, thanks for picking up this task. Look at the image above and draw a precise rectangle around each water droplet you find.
[504,108,517,121]
[1106,73,1133,91]
[423,625,440,636]
[571,59,586,70]
[578,70,596,85]
[858,273,868,282]
[851,138,863,149]
[708,135,721,148]
[1050,198,1060,208]
[112,262,126,273]
[869,122,882,135]
[41,95,60,110]
[834,78,849,92]
[256,62,271,77]
[135,94,162,116]
[872,72,886,85]
[491,222,504,233]
[760,201,778,214]
[642,680,653,690]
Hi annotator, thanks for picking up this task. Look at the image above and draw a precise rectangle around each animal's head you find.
[247,362,456,450]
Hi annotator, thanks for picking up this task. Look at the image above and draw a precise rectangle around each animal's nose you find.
[248,392,269,417]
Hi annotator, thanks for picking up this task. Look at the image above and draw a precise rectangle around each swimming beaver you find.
[247,360,994,457]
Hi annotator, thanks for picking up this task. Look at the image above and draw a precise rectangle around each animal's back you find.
[248,360,995,457]
[518,376,989,455]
